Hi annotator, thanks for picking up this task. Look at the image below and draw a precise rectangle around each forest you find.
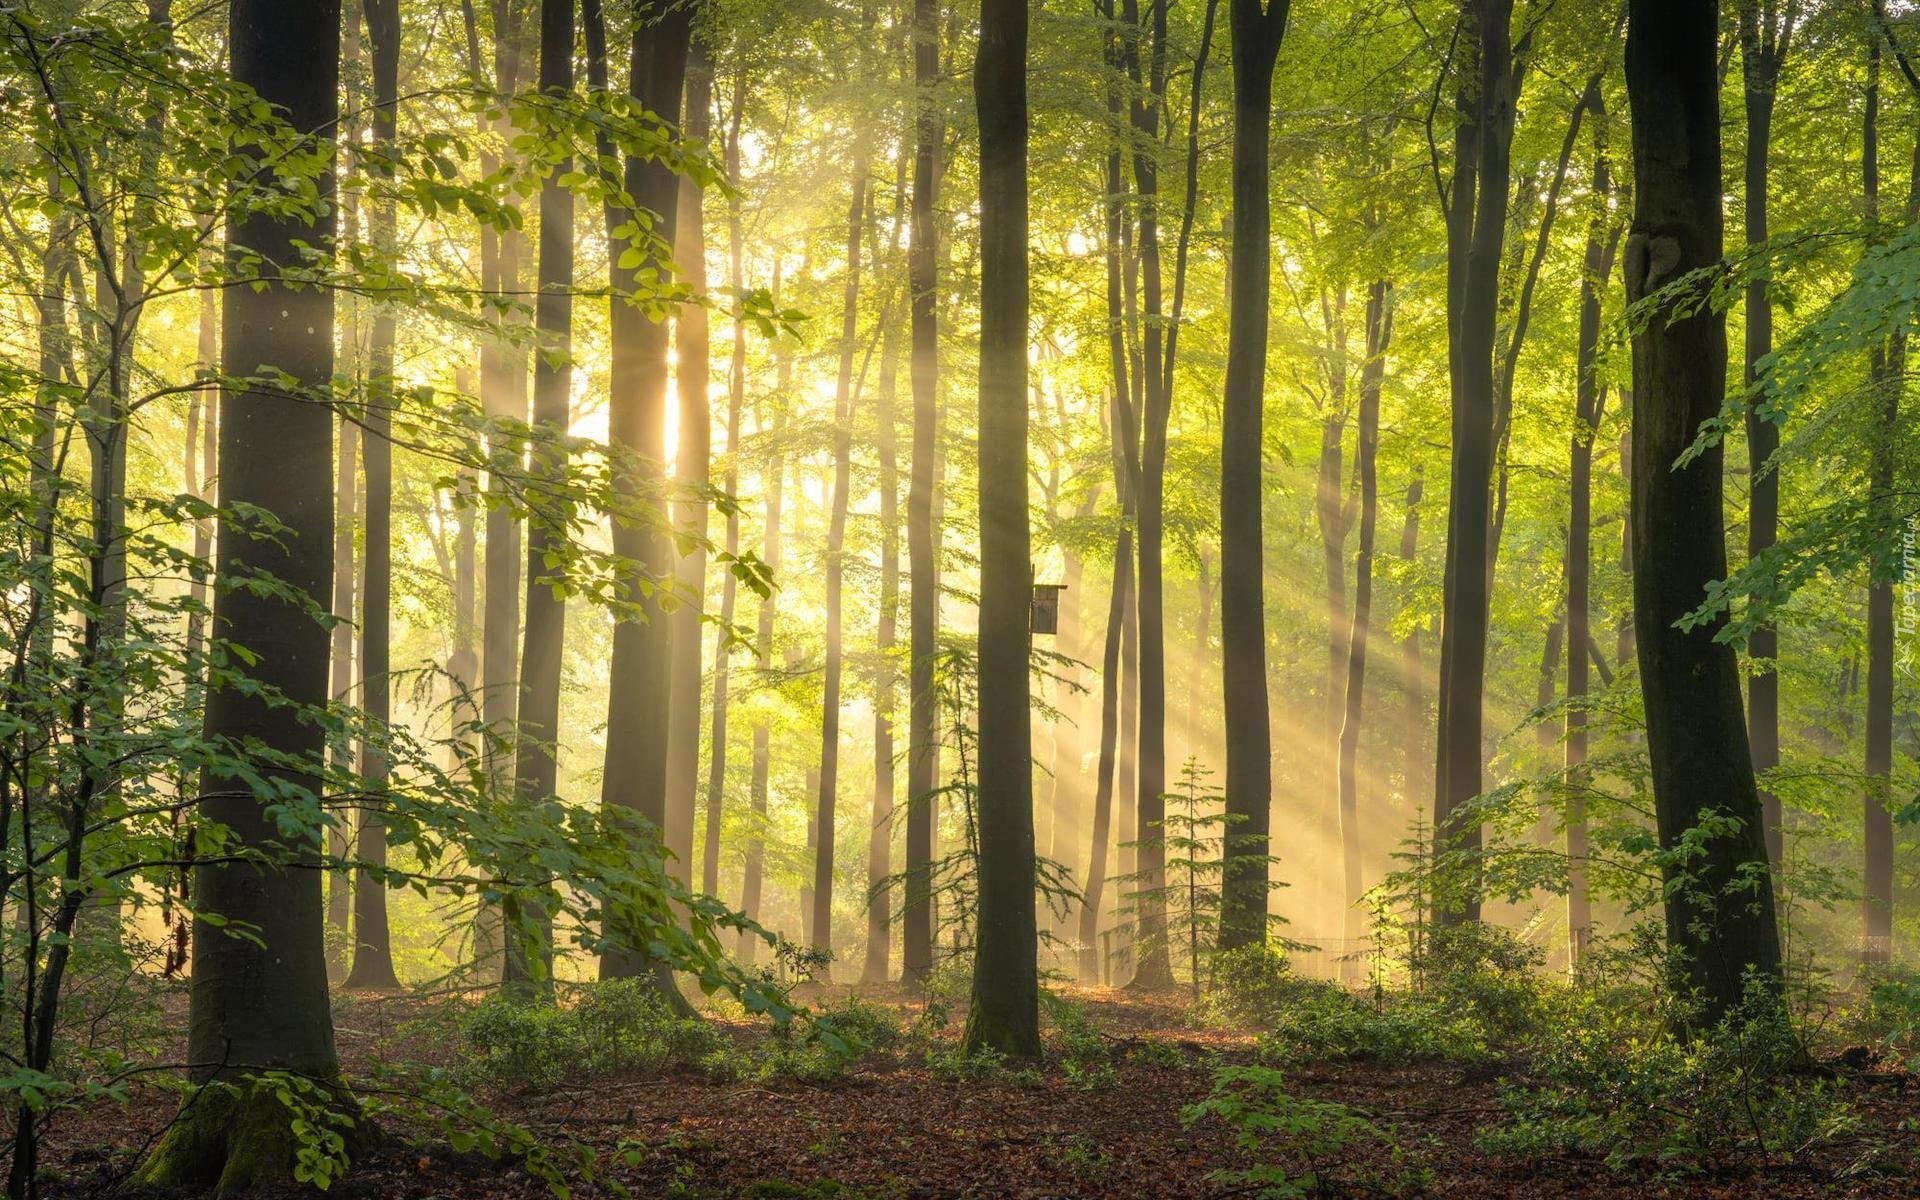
[4,0,1920,1195]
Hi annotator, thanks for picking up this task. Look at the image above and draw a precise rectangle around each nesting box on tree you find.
[1030,583,1065,635]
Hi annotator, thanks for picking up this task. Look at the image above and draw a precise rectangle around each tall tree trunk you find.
[1432,0,1517,926]
[1314,295,1352,936]
[1336,282,1391,968]
[667,40,713,900]
[1566,94,1618,967]
[345,0,403,994]
[327,418,358,978]
[505,0,577,997]
[1624,0,1783,1026]
[812,113,874,980]
[742,278,792,963]
[1738,0,1795,873]
[902,0,942,987]
[964,0,1040,1058]
[1399,472,1424,815]
[1218,0,1291,949]
[138,0,342,1184]
[1124,0,1176,992]
[477,0,527,787]
[705,68,749,902]
[1080,31,1143,978]
[595,0,692,994]
[866,155,909,985]
[1862,38,1902,967]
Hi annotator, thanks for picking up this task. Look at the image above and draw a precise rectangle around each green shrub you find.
[1480,990,1853,1175]
[573,978,728,1075]
[1200,943,1313,1025]
[459,997,591,1092]
[1042,993,1116,1089]
[1413,921,1546,1042]
[1182,1065,1424,1198]
[814,996,904,1054]
[458,980,727,1092]
[1258,986,1490,1065]
[1853,974,1920,1069]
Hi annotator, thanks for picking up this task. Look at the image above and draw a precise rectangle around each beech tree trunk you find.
[595,0,692,994]
[1738,0,1793,872]
[812,114,873,979]
[1432,0,1516,926]
[345,0,402,995]
[505,0,577,997]
[667,41,713,901]
[1336,282,1391,966]
[1624,0,1783,1025]
[963,0,1040,1058]
[706,68,749,902]
[1218,0,1290,949]
[902,0,941,986]
[138,2,343,1186]
[1566,98,1617,966]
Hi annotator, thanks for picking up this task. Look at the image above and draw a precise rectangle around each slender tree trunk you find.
[595,0,693,995]
[1624,0,1783,1025]
[964,0,1040,1058]
[1218,0,1291,949]
[1566,96,1618,967]
[866,158,908,985]
[902,0,941,986]
[1336,282,1391,970]
[345,0,402,994]
[667,41,713,901]
[505,0,576,997]
[812,121,873,980]
[1124,0,1176,992]
[706,69,749,902]
[1399,472,1424,816]
[1738,0,1793,873]
[1862,40,1901,966]
[742,291,791,963]
[139,1,342,1184]
[1432,0,1516,926]
[327,418,358,978]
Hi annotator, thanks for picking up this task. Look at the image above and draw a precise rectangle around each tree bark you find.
[902,0,941,987]
[1218,0,1290,949]
[1336,282,1391,968]
[505,0,577,997]
[327,417,358,979]
[1566,95,1618,966]
[812,103,874,980]
[667,40,713,903]
[866,152,909,985]
[963,0,1040,1058]
[1624,0,1783,1025]
[345,0,403,995]
[1738,0,1795,873]
[139,2,343,1186]
[706,66,749,902]
[1433,0,1517,926]
[1862,37,1903,966]
[594,0,692,993]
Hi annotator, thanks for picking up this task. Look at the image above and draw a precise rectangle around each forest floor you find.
[37,983,1920,1199]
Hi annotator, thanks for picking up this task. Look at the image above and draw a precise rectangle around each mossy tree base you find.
[135,1079,368,1197]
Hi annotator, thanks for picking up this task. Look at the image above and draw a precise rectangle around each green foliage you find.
[1480,988,1853,1176]
[1182,1066,1423,1198]
[1041,992,1116,1089]
[1200,943,1315,1026]
[457,981,726,1094]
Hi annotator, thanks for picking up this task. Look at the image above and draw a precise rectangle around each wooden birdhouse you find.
[1030,583,1065,634]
